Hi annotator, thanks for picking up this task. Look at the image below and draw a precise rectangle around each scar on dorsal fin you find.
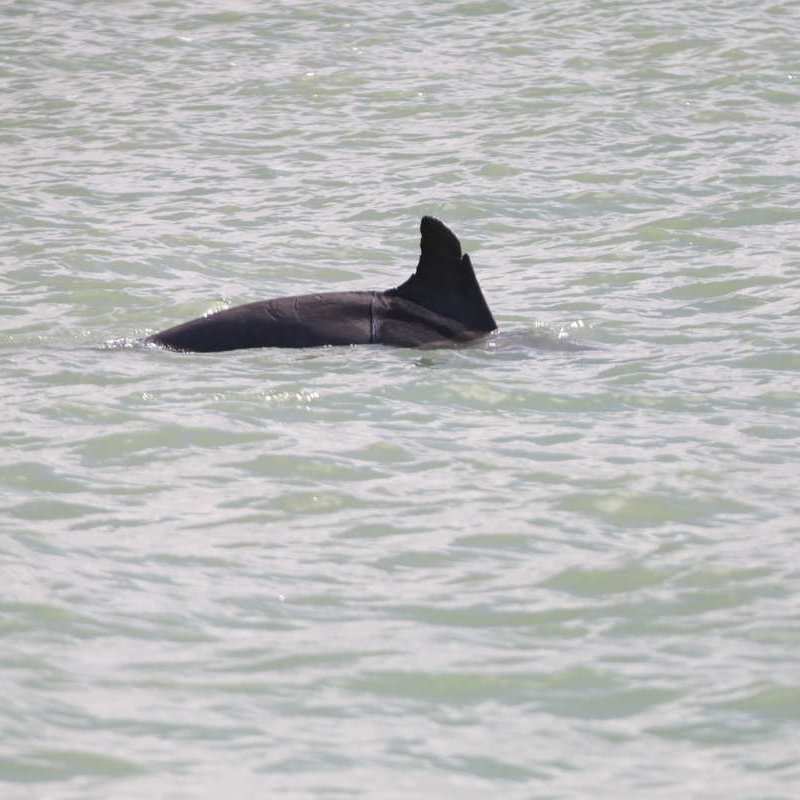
[391,217,496,333]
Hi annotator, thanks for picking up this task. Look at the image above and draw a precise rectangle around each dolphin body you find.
[146,217,496,353]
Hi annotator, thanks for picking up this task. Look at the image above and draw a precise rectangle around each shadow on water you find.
[410,327,599,368]
[487,327,597,354]
[98,325,598,359]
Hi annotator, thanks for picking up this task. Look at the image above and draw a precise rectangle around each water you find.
[2,1,800,797]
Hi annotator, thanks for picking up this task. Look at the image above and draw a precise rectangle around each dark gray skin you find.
[146,217,496,353]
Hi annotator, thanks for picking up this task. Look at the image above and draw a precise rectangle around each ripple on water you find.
[3,0,800,797]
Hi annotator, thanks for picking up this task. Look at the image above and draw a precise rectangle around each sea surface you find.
[2,1,800,797]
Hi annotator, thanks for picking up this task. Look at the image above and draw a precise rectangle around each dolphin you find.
[146,217,496,352]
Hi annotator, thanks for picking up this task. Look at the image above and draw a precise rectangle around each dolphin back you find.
[146,217,496,352]
[147,292,374,352]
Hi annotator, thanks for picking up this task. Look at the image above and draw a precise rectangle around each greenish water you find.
[2,1,800,797]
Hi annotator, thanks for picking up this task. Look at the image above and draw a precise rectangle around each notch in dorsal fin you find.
[418,215,462,275]
[390,217,496,333]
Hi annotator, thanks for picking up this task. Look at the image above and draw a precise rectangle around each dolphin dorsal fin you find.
[390,217,496,333]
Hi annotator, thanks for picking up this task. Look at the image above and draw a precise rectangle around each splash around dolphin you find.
[146,217,496,353]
